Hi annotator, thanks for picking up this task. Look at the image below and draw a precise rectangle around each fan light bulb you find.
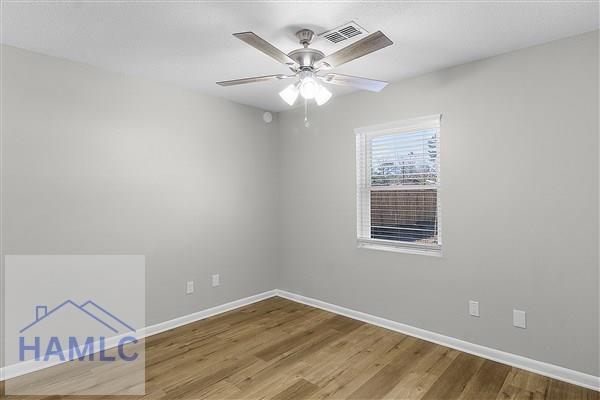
[279,84,299,106]
[299,77,318,99]
[315,85,332,106]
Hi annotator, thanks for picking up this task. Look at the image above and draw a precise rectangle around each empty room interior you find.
[0,2,599,399]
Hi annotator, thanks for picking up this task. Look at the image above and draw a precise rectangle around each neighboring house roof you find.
[20,300,135,334]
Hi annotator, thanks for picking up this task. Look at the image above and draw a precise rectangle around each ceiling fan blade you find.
[316,31,393,69]
[216,74,290,86]
[233,32,297,66]
[319,73,389,92]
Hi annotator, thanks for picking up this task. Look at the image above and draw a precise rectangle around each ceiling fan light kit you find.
[217,27,393,112]
[315,85,332,106]
[279,83,300,106]
[298,71,319,99]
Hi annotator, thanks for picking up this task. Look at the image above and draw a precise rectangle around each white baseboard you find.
[275,289,600,392]
[140,289,278,338]
[2,288,598,392]
[0,289,277,381]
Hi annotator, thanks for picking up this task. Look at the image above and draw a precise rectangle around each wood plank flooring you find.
[1,297,597,399]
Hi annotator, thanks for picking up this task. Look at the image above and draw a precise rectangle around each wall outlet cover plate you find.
[513,309,526,328]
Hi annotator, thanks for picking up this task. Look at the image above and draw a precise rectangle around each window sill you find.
[357,239,442,257]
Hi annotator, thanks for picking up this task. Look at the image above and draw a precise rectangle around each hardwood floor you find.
[1,297,597,399]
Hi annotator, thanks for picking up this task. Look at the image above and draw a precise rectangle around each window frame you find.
[355,114,442,256]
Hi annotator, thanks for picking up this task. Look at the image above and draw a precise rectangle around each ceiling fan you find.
[216,28,393,107]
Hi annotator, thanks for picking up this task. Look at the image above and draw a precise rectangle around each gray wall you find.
[1,44,280,329]
[277,31,599,376]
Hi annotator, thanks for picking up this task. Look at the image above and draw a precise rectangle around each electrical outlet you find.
[469,300,480,317]
[513,309,526,328]
[212,274,220,287]
[186,281,194,294]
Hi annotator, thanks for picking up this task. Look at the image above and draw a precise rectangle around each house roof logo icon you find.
[20,300,136,334]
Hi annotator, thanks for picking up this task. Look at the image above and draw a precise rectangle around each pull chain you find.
[304,98,310,128]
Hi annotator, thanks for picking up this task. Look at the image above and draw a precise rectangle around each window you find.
[356,115,442,255]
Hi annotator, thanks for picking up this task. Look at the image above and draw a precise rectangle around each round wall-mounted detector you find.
[263,112,273,123]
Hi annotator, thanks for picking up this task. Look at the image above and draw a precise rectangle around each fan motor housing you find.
[288,48,325,69]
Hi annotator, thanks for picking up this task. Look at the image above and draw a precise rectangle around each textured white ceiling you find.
[2,2,598,112]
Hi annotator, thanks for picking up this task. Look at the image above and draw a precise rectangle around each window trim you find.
[355,114,442,256]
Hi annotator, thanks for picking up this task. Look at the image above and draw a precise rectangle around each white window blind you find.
[356,115,442,255]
